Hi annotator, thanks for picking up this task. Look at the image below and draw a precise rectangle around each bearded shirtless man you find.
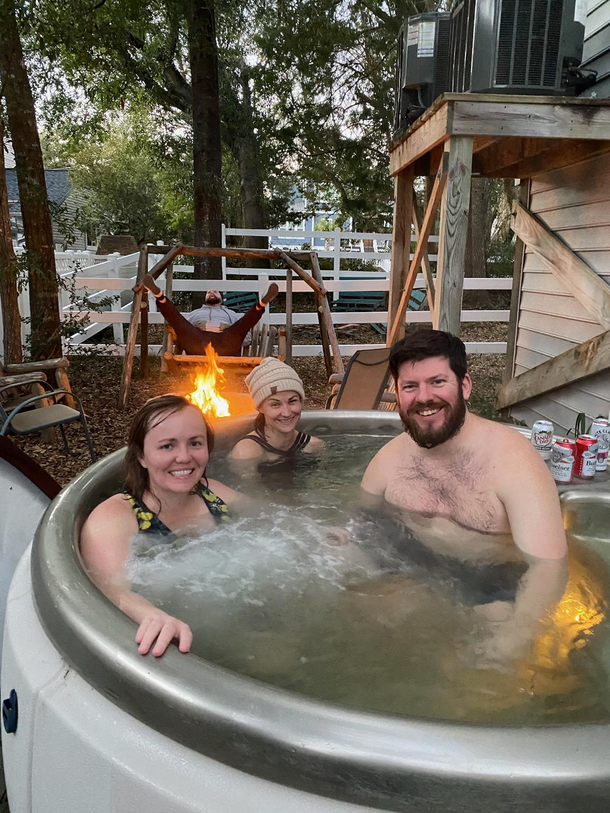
[360,329,568,667]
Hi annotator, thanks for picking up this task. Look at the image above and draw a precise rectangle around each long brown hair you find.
[124,395,214,503]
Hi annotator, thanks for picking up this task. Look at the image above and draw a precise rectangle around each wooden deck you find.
[387,92,610,344]
[390,92,610,179]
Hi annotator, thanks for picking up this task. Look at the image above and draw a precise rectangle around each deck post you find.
[388,166,415,343]
[434,136,473,336]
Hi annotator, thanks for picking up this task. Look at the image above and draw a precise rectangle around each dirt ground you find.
[10,322,509,487]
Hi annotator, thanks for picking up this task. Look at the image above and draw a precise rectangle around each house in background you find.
[502,0,610,434]
[5,167,88,251]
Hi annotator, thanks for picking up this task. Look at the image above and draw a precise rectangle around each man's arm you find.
[484,434,568,665]
[361,442,393,501]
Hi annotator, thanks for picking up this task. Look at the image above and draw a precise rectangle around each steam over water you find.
[128,435,610,725]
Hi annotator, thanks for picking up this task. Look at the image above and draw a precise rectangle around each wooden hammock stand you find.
[118,242,343,408]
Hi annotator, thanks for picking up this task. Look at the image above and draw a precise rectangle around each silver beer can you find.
[578,451,597,479]
[531,420,554,460]
[550,454,574,484]
[591,418,610,447]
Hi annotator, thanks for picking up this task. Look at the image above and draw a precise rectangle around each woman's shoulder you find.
[80,493,138,546]
[230,435,264,460]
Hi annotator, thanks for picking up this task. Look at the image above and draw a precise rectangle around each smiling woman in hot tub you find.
[230,358,325,470]
[80,394,250,657]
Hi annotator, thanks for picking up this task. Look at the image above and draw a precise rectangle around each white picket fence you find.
[220,226,399,285]
[6,229,511,359]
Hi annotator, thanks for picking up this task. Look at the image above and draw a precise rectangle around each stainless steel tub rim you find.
[30,411,610,812]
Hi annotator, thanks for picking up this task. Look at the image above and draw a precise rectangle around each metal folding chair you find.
[0,379,96,463]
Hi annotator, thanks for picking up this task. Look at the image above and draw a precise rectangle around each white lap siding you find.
[581,0,610,98]
[510,152,610,435]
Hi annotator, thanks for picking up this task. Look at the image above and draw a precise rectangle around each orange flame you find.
[186,344,231,418]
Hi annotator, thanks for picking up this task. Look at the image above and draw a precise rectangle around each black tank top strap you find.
[194,482,232,524]
[290,431,311,453]
[123,493,171,535]
[241,428,311,458]
[242,429,280,455]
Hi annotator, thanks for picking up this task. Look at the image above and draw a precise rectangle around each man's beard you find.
[398,391,467,449]
[205,295,222,305]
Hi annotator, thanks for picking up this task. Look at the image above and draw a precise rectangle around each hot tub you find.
[2,411,610,813]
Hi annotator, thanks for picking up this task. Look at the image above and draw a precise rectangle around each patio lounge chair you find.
[326,347,394,410]
[0,379,96,462]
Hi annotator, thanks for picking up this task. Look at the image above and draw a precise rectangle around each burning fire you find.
[186,344,231,418]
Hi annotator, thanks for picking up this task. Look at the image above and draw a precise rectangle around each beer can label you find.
[596,448,609,472]
[591,419,610,447]
[579,452,597,479]
[550,456,574,484]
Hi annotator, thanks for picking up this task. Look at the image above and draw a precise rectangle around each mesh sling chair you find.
[326,347,393,410]
[0,379,96,463]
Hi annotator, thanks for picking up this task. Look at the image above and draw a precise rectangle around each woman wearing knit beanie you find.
[230,358,324,467]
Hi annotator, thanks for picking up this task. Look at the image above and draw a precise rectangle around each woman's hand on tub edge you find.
[135,610,193,657]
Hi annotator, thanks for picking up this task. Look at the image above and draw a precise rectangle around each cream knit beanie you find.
[245,358,305,409]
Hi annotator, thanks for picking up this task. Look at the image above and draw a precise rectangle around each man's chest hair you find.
[390,448,497,530]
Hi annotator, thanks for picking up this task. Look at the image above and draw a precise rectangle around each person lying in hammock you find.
[142,274,279,356]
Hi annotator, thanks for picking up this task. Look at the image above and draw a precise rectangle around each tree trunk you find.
[464,178,491,279]
[464,178,492,309]
[0,0,61,359]
[235,69,269,267]
[187,0,223,307]
[0,119,22,363]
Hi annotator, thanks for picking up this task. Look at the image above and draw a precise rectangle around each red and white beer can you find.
[577,451,597,480]
[575,435,599,476]
[550,454,574,484]
[531,420,554,460]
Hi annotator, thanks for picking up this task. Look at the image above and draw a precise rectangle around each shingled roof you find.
[5,168,71,205]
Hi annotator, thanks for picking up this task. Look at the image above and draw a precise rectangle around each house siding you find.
[51,189,88,251]
[508,1,610,433]
[510,151,610,433]
[581,0,610,96]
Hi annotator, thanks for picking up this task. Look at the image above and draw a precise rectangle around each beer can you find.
[596,446,609,472]
[591,418,610,448]
[577,451,597,479]
[575,435,599,476]
[551,440,576,463]
[531,420,554,460]
[550,454,574,484]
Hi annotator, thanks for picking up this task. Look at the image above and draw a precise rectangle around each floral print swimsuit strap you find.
[124,482,232,535]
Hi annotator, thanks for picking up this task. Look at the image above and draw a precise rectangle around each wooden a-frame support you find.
[497,201,610,410]
[387,136,473,347]
[118,243,343,409]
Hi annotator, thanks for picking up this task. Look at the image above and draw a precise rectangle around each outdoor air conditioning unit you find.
[449,0,588,95]
[394,11,451,132]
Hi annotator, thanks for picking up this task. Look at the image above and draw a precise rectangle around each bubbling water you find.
[128,435,610,725]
